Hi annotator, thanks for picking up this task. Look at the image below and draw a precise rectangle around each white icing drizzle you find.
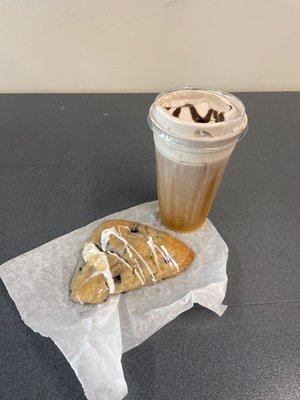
[102,227,146,284]
[147,237,179,271]
[80,228,180,299]
[147,237,161,271]
[160,245,179,271]
[133,268,145,285]
[128,243,156,282]
[118,226,156,282]
[97,255,115,294]
[108,251,145,286]
[101,227,155,284]
[117,226,156,282]
[108,251,133,270]
[116,226,146,279]
[118,225,131,233]
[76,293,83,305]
[90,270,101,279]
[82,276,95,285]
[101,227,133,257]
[82,242,115,294]
[101,227,179,281]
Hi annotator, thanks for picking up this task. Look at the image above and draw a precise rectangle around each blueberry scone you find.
[70,219,195,304]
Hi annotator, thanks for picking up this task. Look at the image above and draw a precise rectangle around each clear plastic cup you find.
[148,86,248,232]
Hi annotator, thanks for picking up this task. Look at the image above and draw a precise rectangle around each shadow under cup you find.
[148,87,248,233]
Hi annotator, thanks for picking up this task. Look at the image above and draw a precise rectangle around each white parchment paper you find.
[0,201,228,400]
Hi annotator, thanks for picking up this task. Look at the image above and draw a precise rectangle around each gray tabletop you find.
[0,93,299,400]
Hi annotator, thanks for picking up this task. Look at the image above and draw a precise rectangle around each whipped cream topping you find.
[160,90,236,126]
[149,87,247,141]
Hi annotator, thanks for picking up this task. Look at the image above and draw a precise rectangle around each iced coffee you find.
[148,87,248,232]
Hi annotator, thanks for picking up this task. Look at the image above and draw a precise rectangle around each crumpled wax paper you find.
[0,201,228,400]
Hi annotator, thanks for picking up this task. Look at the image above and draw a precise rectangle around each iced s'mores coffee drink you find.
[148,87,248,232]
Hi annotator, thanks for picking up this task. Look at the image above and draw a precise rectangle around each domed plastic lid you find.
[148,86,248,147]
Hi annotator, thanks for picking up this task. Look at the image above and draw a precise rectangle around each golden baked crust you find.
[70,219,195,304]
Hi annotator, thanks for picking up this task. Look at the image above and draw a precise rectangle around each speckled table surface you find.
[0,93,299,400]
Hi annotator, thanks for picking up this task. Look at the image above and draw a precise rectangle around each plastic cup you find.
[148,86,248,232]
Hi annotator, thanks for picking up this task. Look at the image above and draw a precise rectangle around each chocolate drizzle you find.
[213,110,218,121]
[172,107,181,117]
[218,112,225,122]
[165,103,227,123]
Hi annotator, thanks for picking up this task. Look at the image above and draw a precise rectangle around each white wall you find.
[0,0,299,93]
